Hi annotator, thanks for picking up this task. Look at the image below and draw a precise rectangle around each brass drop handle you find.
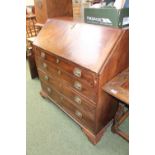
[44,75,49,81]
[41,52,45,59]
[47,87,51,93]
[43,63,47,69]
[73,68,81,78]
[74,81,82,91]
[75,110,82,119]
[56,58,60,64]
[74,96,81,105]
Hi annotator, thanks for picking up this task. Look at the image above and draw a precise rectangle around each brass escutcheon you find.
[56,58,60,64]
[43,63,47,68]
[41,52,45,58]
[74,81,82,91]
[74,96,81,105]
[75,110,82,119]
[73,67,81,78]
[44,75,49,81]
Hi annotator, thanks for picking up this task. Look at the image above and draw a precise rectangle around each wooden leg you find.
[114,128,129,142]
[27,45,38,79]
[111,103,129,142]
[40,90,48,99]
[82,127,105,145]
[82,121,112,145]
[112,104,126,130]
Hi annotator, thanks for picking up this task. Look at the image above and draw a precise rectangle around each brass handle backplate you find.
[74,81,82,91]
[44,75,49,81]
[56,58,60,64]
[41,52,45,58]
[75,110,82,119]
[73,68,81,78]
[43,63,47,69]
[74,96,81,105]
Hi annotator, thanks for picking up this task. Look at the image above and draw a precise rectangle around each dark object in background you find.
[27,38,38,79]
[104,0,116,5]
[93,0,102,4]
[93,0,116,5]
[124,0,129,8]
[84,7,129,28]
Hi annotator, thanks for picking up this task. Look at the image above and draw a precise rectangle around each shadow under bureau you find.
[33,18,129,144]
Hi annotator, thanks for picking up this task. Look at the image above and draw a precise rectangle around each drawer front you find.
[38,69,62,93]
[41,82,95,131]
[35,57,64,81]
[35,48,57,65]
[60,94,95,131]
[36,57,98,103]
[35,47,98,88]
[62,84,96,112]
[41,82,62,107]
[61,73,97,103]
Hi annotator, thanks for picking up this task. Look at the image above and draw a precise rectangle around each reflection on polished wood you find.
[103,68,129,104]
[34,17,124,73]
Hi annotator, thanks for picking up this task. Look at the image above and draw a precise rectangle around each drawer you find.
[41,82,95,131]
[60,94,95,131]
[35,57,64,81]
[38,69,62,93]
[35,47,98,88]
[61,74,97,103]
[41,82,62,107]
[62,84,96,112]
[36,57,98,103]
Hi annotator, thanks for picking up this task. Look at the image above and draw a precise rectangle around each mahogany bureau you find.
[33,18,129,144]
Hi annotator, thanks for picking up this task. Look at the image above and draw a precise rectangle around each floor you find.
[26,61,129,155]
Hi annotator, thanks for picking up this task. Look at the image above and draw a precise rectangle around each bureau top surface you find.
[33,18,124,73]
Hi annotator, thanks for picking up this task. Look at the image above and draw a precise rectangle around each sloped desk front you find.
[33,18,129,144]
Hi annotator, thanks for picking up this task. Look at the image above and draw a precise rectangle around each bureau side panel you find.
[95,30,129,133]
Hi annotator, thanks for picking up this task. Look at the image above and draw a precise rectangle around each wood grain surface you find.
[33,18,124,73]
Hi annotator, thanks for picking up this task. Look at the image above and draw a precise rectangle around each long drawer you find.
[38,69,96,110]
[41,82,62,107]
[37,63,98,103]
[41,82,95,131]
[38,69,62,93]
[62,84,96,111]
[35,47,98,88]
[60,93,95,131]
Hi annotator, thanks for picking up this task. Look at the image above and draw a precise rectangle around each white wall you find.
[26,0,34,6]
